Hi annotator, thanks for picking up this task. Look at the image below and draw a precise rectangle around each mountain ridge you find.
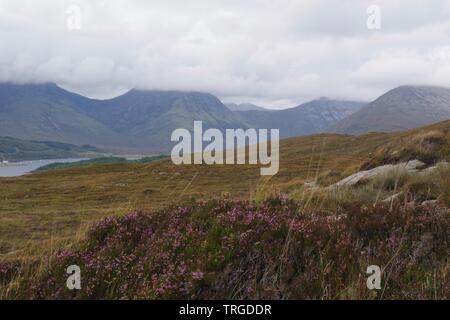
[0,82,126,149]
[225,102,267,111]
[332,85,450,134]
[236,98,365,138]
[0,82,365,152]
[3,82,447,153]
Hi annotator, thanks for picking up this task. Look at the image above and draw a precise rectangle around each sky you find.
[0,0,450,109]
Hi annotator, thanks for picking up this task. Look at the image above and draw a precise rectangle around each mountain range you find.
[236,98,364,138]
[0,83,449,153]
[332,85,450,134]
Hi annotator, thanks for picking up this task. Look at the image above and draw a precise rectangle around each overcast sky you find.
[1,0,450,108]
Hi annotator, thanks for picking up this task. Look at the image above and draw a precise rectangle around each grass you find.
[0,120,448,270]
[34,155,167,172]
[0,133,384,260]
[360,123,450,169]
[292,161,450,211]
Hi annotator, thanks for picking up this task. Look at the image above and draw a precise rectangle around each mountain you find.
[0,136,98,162]
[79,90,248,152]
[0,83,247,153]
[0,83,125,149]
[0,83,364,153]
[332,86,450,134]
[236,98,365,138]
[225,103,267,111]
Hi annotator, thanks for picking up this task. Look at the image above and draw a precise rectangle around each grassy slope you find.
[0,120,449,260]
[0,136,99,162]
[34,155,167,172]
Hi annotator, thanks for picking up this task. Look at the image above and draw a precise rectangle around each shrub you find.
[2,196,448,300]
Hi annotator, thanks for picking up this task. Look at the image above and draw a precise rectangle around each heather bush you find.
[1,196,448,300]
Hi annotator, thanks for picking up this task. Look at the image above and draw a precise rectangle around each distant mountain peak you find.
[382,85,450,97]
[332,85,450,134]
[128,88,212,96]
[394,84,449,90]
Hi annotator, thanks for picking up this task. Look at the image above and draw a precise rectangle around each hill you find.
[34,155,167,172]
[0,120,448,299]
[332,86,450,134]
[0,136,98,162]
[0,120,448,261]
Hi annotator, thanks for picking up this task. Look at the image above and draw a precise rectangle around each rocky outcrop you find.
[421,200,438,207]
[419,161,449,176]
[333,160,426,187]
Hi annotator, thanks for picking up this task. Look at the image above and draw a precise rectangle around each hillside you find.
[0,83,125,149]
[237,98,365,138]
[79,90,248,152]
[332,86,450,134]
[0,120,448,261]
[34,155,167,172]
[0,136,98,162]
[1,120,449,299]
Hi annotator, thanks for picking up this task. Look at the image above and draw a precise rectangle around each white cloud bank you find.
[0,0,450,108]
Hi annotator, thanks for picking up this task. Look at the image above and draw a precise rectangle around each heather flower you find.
[192,271,204,280]
[13,196,449,300]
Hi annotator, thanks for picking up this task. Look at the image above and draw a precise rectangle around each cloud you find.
[0,0,449,108]
[351,46,450,89]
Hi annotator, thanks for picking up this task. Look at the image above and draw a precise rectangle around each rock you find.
[421,200,438,207]
[404,160,426,171]
[419,161,449,176]
[333,164,395,187]
[420,167,436,176]
[333,159,426,187]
